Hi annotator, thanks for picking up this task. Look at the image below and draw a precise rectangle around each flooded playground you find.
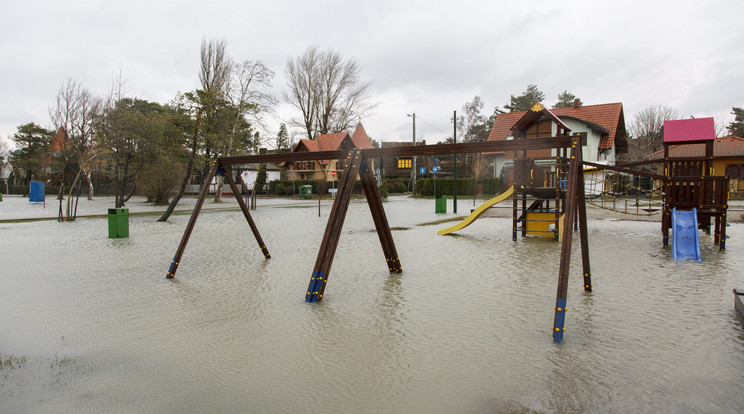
[2,195,744,413]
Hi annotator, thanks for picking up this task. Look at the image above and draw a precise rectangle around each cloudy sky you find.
[1,0,743,149]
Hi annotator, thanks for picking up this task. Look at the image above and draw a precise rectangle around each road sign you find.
[331,170,336,177]
[419,167,425,175]
[432,166,440,173]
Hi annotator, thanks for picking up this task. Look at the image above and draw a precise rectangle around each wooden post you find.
[574,136,592,292]
[359,157,402,273]
[223,164,270,259]
[166,159,218,279]
[306,150,363,302]
[552,136,582,342]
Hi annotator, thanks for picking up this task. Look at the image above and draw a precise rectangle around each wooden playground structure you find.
[165,109,729,343]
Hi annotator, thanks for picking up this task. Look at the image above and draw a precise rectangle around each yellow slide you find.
[438,186,515,235]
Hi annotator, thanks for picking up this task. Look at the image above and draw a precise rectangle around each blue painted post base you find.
[553,297,567,342]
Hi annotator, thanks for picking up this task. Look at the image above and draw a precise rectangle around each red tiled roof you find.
[646,136,744,159]
[487,103,626,150]
[350,124,374,149]
[296,132,349,152]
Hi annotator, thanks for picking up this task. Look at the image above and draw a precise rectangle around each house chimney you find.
[573,99,581,109]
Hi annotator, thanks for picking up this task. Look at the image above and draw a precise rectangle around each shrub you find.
[379,182,388,199]
[275,182,286,195]
[138,156,185,204]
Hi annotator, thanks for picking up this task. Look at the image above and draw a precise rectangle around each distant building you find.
[285,124,375,182]
[378,140,430,180]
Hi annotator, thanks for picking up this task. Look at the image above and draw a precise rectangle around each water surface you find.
[1,196,743,413]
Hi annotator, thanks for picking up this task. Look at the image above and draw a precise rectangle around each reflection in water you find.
[1,196,743,413]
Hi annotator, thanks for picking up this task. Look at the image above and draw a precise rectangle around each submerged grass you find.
[0,353,27,370]
[416,216,467,227]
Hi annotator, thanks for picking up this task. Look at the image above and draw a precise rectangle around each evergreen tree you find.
[553,90,582,108]
[255,163,267,193]
[727,107,744,137]
[504,84,545,112]
[276,123,290,152]
[10,123,52,192]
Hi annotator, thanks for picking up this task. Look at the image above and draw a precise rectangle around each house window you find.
[726,164,744,192]
[398,158,412,169]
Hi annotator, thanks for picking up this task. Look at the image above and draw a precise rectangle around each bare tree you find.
[626,105,679,161]
[159,38,275,219]
[49,79,100,220]
[469,152,490,206]
[284,46,374,139]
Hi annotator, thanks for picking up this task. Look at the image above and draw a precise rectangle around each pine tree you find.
[727,107,744,137]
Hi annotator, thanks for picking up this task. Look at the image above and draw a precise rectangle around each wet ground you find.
[1,194,744,413]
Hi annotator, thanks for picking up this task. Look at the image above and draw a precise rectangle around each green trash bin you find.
[298,185,313,199]
[108,208,129,238]
[435,195,447,214]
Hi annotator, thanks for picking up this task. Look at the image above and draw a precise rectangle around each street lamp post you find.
[407,113,416,195]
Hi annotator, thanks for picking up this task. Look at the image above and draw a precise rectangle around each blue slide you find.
[671,207,701,261]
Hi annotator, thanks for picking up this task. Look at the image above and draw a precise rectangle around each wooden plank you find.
[218,135,583,166]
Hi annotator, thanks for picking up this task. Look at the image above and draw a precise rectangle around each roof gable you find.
[511,102,571,135]
[350,124,374,149]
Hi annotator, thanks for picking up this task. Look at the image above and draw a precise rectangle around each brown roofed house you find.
[286,124,374,182]
[487,100,628,186]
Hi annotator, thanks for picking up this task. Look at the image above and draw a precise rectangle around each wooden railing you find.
[665,176,729,210]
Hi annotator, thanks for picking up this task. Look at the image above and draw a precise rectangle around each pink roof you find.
[663,118,715,143]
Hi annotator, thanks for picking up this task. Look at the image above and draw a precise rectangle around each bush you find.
[413,177,502,196]
[138,157,185,204]
[379,183,388,199]
[275,182,286,195]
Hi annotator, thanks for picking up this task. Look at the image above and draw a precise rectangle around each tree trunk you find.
[158,110,202,222]
[123,183,137,203]
[114,161,121,208]
[214,175,224,202]
[85,169,93,200]
[23,171,31,197]
[118,162,130,207]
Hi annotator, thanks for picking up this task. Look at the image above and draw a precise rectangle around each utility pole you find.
[453,110,458,213]
[408,113,416,195]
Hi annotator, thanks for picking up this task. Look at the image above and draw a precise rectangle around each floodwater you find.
[1,195,744,413]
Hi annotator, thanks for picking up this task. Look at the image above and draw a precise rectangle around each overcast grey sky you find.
[1,0,743,149]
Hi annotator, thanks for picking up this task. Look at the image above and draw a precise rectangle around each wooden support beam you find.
[552,137,582,342]
[306,150,363,302]
[224,166,270,259]
[166,159,218,279]
[217,135,582,166]
[359,157,402,274]
[575,150,592,292]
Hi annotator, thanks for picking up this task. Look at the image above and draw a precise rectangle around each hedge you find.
[414,177,502,196]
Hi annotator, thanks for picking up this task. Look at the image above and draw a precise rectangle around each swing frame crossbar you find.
[165,133,591,342]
